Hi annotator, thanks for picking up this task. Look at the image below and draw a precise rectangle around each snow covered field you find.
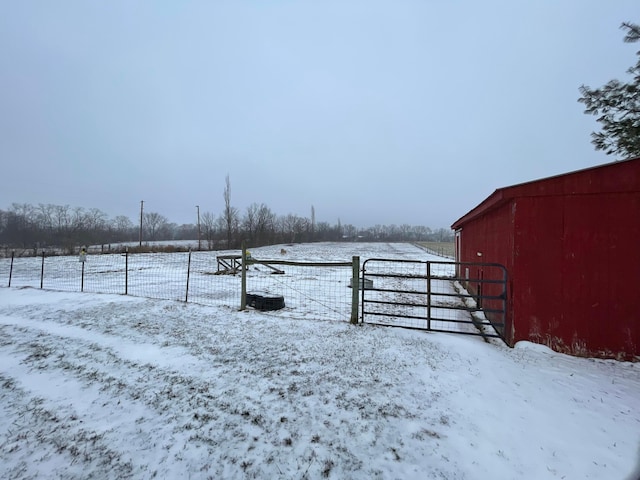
[1,243,639,479]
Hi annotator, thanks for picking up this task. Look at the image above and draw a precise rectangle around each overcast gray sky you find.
[1,1,638,229]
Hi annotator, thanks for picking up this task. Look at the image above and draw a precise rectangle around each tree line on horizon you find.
[0,201,454,255]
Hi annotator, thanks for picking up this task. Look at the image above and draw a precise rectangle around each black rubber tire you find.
[245,293,285,311]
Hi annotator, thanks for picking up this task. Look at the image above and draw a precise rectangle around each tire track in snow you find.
[0,317,218,478]
[0,292,466,479]
[0,313,277,478]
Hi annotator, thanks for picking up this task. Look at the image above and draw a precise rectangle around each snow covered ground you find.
[1,243,639,479]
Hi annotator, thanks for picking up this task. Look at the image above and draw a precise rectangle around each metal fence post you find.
[125,247,129,295]
[81,261,85,292]
[185,250,192,302]
[8,250,14,287]
[40,251,45,289]
[240,242,247,310]
[426,261,431,331]
[477,268,484,309]
[360,259,367,323]
[350,256,360,324]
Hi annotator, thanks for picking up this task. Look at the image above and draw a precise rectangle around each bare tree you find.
[143,212,168,241]
[159,222,177,240]
[112,216,134,240]
[434,227,453,242]
[53,205,71,235]
[399,224,413,240]
[255,204,276,245]
[280,213,309,243]
[343,223,357,240]
[413,225,432,241]
[243,203,259,244]
[0,209,7,242]
[8,203,36,248]
[223,175,238,248]
[314,221,334,241]
[35,204,55,238]
[86,208,107,231]
[200,211,216,249]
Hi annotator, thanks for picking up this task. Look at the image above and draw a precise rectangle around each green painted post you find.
[240,242,247,310]
[350,256,360,324]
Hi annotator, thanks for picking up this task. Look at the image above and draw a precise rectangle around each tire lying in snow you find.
[245,292,285,311]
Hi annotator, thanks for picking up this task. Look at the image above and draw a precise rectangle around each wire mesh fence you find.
[0,247,507,335]
[0,251,356,322]
[0,251,240,307]
[186,252,241,306]
[2,254,45,290]
[244,258,355,321]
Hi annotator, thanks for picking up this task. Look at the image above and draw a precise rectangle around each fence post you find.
[40,251,45,289]
[185,250,192,302]
[81,261,85,293]
[477,267,484,310]
[8,250,14,287]
[240,242,247,310]
[350,256,360,324]
[426,261,431,331]
[125,247,129,295]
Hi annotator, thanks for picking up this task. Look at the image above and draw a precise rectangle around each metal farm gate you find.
[360,259,509,341]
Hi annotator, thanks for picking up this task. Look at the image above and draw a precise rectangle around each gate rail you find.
[361,259,508,342]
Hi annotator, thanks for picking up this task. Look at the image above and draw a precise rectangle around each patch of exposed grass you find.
[416,242,455,258]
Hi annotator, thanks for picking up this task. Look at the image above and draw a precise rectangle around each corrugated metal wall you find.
[455,159,640,359]
[456,201,515,345]
[559,192,639,358]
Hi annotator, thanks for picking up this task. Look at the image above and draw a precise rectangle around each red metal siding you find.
[453,158,640,359]
[456,202,515,344]
[560,193,640,358]
[512,196,572,352]
[512,192,640,358]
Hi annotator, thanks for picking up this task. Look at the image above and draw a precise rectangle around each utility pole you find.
[196,205,201,251]
[139,200,144,247]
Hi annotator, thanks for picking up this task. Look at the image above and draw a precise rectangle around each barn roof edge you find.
[450,156,640,230]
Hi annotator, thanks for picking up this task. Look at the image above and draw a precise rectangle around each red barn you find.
[451,157,640,360]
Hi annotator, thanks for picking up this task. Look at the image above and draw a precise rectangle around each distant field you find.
[416,242,455,258]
